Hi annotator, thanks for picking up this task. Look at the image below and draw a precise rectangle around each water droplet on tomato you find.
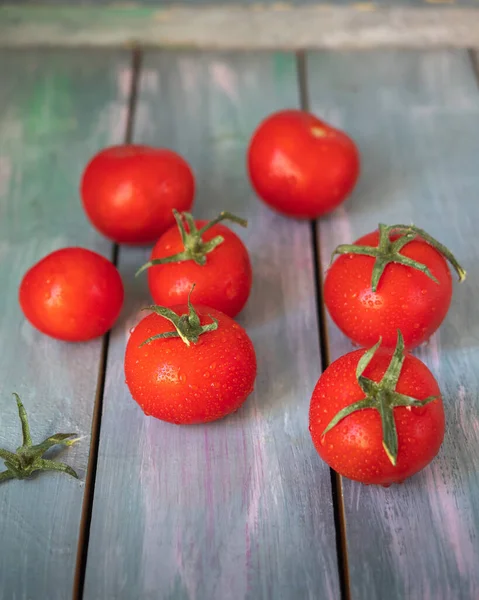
[203,372,210,379]
[209,362,217,370]
[129,327,135,334]
[421,289,427,295]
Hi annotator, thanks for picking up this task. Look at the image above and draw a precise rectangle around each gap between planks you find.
[296,50,351,600]
[72,48,143,600]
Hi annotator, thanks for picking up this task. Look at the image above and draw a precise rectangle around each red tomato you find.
[309,334,445,486]
[19,247,124,342]
[124,302,257,424]
[247,109,359,219]
[324,224,466,350]
[139,211,252,318]
[81,144,195,244]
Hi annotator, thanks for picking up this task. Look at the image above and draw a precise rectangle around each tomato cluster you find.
[16,108,466,487]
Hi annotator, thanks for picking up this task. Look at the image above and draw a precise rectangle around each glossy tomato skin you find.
[147,220,252,318]
[247,109,359,219]
[125,306,257,424]
[19,247,124,342]
[81,145,195,245]
[324,231,453,350]
[309,347,445,486]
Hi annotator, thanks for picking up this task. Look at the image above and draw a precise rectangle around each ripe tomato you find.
[247,109,359,219]
[81,144,195,245]
[124,296,257,424]
[19,247,124,342]
[137,211,252,318]
[309,332,445,486]
[324,224,466,349]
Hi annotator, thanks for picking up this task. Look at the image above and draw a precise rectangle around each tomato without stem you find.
[81,144,195,245]
[138,210,252,318]
[19,247,124,342]
[247,109,360,219]
[324,223,466,349]
[309,332,445,486]
[125,296,257,424]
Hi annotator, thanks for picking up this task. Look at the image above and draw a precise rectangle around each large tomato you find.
[324,224,466,349]
[125,295,257,424]
[247,109,359,219]
[19,247,124,342]
[137,210,252,318]
[81,144,195,244]
[309,332,445,486]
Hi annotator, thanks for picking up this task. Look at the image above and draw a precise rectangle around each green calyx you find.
[331,223,466,292]
[136,210,247,276]
[0,394,79,484]
[140,284,218,347]
[322,331,439,466]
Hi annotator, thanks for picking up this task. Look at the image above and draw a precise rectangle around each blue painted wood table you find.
[1,42,479,600]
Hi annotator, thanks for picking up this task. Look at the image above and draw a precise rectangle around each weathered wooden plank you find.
[84,51,340,599]
[0,49,130,600]
[2,5,479,50]
[308,49,479,599]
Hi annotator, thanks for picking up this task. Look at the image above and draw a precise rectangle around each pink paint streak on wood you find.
[0,155,12,197]
[210,61,239,103]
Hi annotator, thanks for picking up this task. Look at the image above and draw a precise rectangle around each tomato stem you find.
[136,210,248,277]
[321,331,440,466]
[0,394,80,483]
[331,223,466,292]
[140,284,218,347]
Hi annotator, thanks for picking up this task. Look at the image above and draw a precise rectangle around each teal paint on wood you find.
[83,51,340,599]
[308,49,479,599]
[0,49,130,599]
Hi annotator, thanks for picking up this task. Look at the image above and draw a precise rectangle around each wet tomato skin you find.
[19,247,124,342]
[309,347,445,486]
[147,220,252,318]
[324,231,453,349]
[81,144,195,245]
[124,306,257,424]
[247,109,360,219]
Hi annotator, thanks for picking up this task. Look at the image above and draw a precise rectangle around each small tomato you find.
[19,247,124,342]
[247,109,359,219]
[81,144,195,244]
[124,291,257,424]
[137,210,252,318]
[324,223,466,349]
[309,332,445,486]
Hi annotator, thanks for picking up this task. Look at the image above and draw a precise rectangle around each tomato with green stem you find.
[124,287,257,424]
[137,210,252,318]
[324,223,466,349]
[309,331,445,486]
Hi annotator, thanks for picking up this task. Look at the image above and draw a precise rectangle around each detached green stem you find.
[331,223,466,292]
[136,210,247,276]
[0,394,79,484]
[322,331,440,466]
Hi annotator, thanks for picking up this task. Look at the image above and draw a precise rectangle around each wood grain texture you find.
[83,51,340,600]
[0,49,130,600]
[2,5,479,49]
[308,49,479,599]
